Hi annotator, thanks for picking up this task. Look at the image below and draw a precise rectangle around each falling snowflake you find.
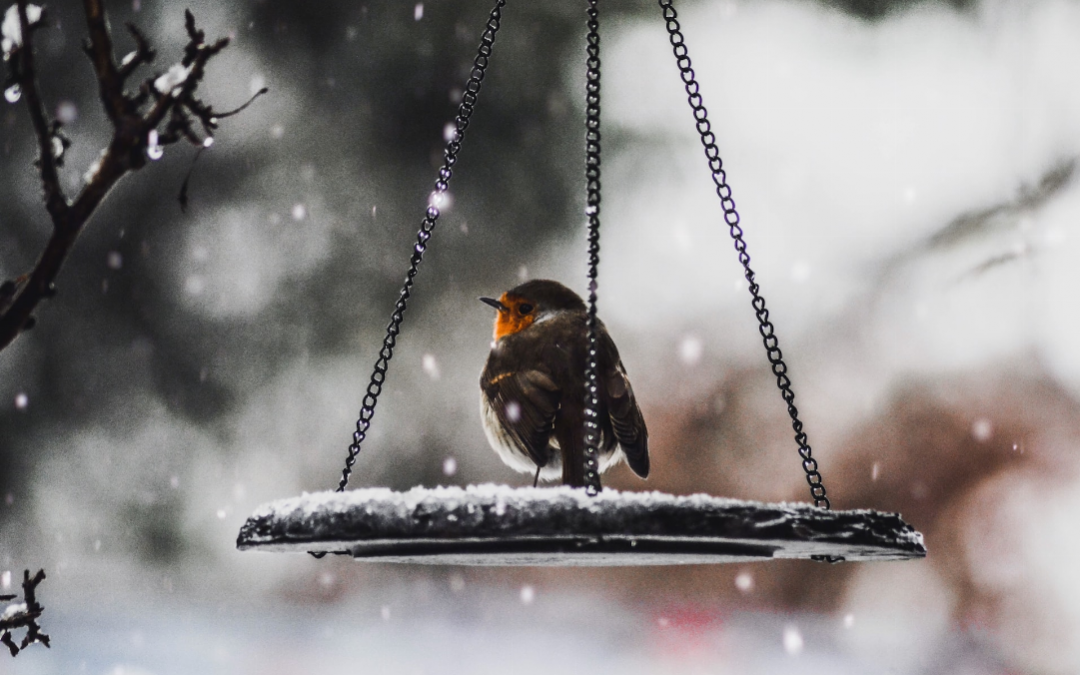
[519,585,535,605]
[505,401,521,423]
[971,418,993,443]
[679,335,703,365]
[422,354,440,380]
[783,625,804,655]
[55,100,77,124]
[734,570,754,593]
[428,190,451,211]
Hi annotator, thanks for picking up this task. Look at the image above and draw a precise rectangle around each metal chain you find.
[332,0,507,495]
[582,0,603,496]
[657,0,831,510]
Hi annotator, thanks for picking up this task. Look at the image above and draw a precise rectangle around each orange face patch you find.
[492,293,536,340]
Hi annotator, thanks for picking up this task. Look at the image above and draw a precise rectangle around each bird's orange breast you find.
[493,292,535,341]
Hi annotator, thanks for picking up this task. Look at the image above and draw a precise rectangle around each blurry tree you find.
[0,0,262,353]
[1,0,264,656]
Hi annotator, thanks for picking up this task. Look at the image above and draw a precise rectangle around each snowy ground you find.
[0,570,994,675]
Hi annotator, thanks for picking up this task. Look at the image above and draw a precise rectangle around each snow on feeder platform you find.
[236,485,926,566]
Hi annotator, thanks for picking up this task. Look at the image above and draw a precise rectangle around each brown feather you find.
[479,280,649,486]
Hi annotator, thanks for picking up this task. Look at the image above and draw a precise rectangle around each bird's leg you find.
[533,465,541,488]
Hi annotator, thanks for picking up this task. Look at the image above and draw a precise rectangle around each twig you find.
[0,569,49,657]
[81,0,127,121]
[215,86,269,119]
[0,2,264,354]
[15,0,66,220]
[117,22,154,81]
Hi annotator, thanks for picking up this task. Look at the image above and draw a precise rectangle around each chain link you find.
[309,0,831,565]
[582,0,603,496]
[330,0,507,495]
[656,0,831,510]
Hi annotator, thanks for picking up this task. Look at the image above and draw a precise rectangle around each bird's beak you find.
[479,296,508,312]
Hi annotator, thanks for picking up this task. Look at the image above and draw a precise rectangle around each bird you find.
[479,279,649,488]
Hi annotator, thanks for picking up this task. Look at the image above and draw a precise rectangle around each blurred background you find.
[2,0,1079,672]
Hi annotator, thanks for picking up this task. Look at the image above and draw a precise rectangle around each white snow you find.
[249,484,753,523]
[783,625,804,655]
[520,585,535,604]
[1,602,26,620]
[1,3,41,55]
[146,129,163,160]
[119,50,138,69]
[678,334,704,365]
[153,63,192,96]
[261,483,865,521]
[83,148,107,184]
[422,353,441,380]
[240,483,925,565]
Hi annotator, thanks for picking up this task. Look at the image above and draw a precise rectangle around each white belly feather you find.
[479,390,626,483]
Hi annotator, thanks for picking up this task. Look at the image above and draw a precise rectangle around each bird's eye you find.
[518,303,534,315]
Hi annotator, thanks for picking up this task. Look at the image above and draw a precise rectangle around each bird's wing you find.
[601,332,649,479]
[481,369,561,469]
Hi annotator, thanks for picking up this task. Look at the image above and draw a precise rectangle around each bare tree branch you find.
[15,0,66,221]
[81,0,127,122]
[117,22,154,81]
[0,569,49,657]
[0,2,264,354]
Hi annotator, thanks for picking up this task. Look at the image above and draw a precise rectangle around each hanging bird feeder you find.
[236,0,926,566]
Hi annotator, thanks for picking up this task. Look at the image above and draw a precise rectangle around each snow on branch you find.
[1,3,41,55]
[0,0,267,354]
[0,569,49,657]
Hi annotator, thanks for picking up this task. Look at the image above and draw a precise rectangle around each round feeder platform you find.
[236,485,926,566]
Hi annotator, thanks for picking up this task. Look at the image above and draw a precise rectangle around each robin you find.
[479,279,649,488]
